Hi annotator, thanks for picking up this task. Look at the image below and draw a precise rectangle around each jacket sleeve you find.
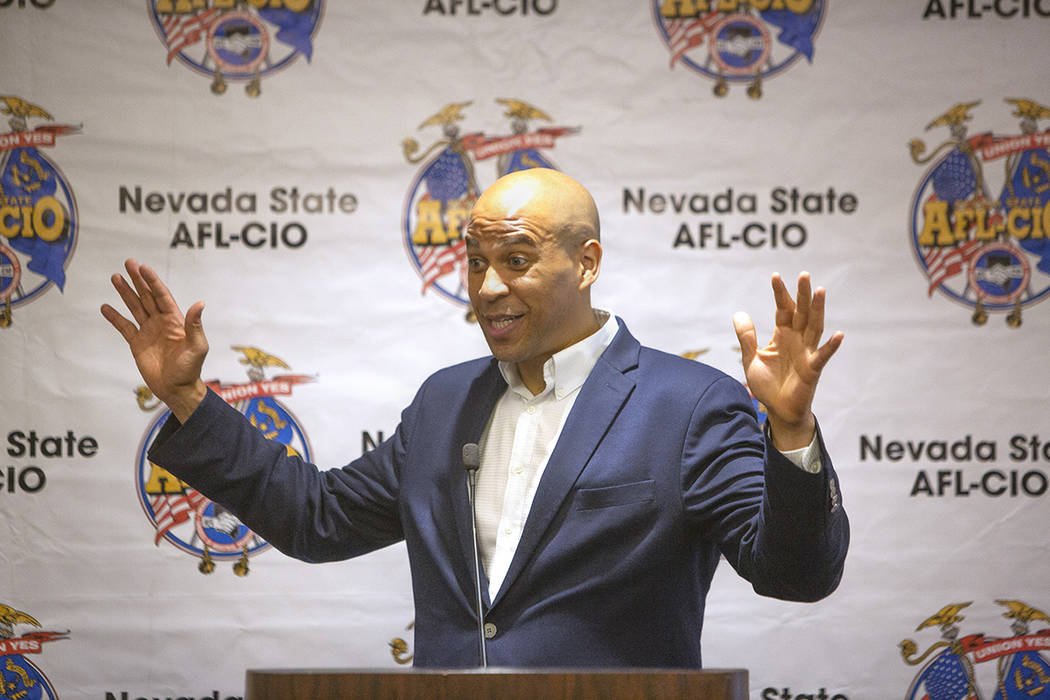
[681,375,849,601]
[147,387,415,563]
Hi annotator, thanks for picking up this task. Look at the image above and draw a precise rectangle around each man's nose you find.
[479,266,509,298]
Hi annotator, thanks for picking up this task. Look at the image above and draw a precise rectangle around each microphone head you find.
[462,442,480,472]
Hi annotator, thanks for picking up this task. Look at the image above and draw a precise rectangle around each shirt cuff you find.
[777,433,822,474]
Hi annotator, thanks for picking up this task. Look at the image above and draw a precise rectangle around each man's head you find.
[465,168,602,392]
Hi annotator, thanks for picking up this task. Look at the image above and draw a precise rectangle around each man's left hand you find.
[733,272,844,451]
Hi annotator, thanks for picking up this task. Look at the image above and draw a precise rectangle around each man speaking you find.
[101,168,848,668]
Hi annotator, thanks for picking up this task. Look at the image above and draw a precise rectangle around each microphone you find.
[462,442,488,668]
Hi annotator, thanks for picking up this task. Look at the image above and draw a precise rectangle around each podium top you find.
[246,667,748,700]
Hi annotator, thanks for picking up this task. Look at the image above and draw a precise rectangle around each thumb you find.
[184,301,208,351]
[733,311,758,367]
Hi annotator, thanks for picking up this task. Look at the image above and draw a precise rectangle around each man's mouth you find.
[485,313,524,335]
[491,315,522,329]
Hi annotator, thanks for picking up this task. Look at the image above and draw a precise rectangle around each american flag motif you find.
[665,12,722,67]
[418,239,466,293]
[924,238,981,295]
[150,489,207,545]
[160,8,221,65]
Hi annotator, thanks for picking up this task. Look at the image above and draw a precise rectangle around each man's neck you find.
[516,358,550,396]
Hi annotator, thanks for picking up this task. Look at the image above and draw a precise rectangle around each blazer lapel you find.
[450,360,506,609]
[490,322,640,607]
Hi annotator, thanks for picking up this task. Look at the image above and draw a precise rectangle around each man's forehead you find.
[481,175,548,215]
[471,179,559,228]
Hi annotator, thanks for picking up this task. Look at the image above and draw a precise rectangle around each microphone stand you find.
[462,442,488,668]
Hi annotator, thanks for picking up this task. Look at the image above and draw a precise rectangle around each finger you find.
[125,259,158,316]
[184,301,208,350]
[139,263,181,315]
[100,303,138,344]
[810,330,844,372]
[804,286,827,348]
[793,272,812,333]
[111,272,148,326]
[733,311,758,367]
[771,273,795,327]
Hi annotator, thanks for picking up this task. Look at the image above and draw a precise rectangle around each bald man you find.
[104,168,848,668]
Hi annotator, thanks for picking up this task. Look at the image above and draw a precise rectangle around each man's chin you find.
[483,337,526,364]
[486,346,521,363]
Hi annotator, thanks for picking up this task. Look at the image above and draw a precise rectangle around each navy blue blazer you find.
[149,320,848,668]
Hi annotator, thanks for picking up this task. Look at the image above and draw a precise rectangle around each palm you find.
[734,273,842,445]
[101,260,209,418]
[128,303,205,398]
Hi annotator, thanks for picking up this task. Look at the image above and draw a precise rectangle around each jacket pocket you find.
[574,479,655,511]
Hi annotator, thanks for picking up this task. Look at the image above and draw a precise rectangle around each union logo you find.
[400,99,579,314]
[908,99,1050,327]
[0,96,80,328]
[0,602,69,700]
[135,346,315,574]
[147,0,324,97]
[900,600,1050,699]
[651,0,825,99]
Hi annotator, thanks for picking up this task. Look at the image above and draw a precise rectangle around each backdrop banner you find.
[2,2,1048,698]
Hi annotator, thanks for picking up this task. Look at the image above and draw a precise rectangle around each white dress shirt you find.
[473,311,818,601]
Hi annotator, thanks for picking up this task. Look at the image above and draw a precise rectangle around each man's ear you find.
[577,238,602,290]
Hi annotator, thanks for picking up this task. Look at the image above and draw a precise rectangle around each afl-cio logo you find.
[652,0,825,98]
[148,0,324,97]
[135,345,315,575]
[0,602,68,700]
[0,96,80,328]
[899,600,1050,699]
[908,99,1050,327]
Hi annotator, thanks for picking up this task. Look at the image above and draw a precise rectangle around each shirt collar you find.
[499,310,618,400]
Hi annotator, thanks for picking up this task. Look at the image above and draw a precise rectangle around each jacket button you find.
[484,622,497,639]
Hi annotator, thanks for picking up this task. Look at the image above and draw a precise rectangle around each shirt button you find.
[504,527,513,535]
[512,465,524,475]
[484,622,497,639]
[526,405,536,415]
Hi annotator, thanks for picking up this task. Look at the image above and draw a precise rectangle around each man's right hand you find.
[101,259,209,423]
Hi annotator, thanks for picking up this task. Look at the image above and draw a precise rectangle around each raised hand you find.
[732,272,844,451]
[100,259,209,423]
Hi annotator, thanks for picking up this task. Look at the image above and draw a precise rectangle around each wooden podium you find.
[245,667,748,699]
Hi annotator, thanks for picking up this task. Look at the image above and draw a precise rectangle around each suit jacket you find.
[149,320,848,668]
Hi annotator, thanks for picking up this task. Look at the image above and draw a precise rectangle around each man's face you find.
[465,218,588,378]
[464,169,601,388]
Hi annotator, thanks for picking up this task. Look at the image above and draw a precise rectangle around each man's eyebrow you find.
[464,233,538,249]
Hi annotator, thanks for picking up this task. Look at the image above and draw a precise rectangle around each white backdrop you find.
[2,1,1049,698]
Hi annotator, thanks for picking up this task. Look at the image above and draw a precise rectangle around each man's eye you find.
[509,255,528,267]
[467,258,485,272]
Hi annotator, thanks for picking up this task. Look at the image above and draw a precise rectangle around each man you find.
[102,168,848,668]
